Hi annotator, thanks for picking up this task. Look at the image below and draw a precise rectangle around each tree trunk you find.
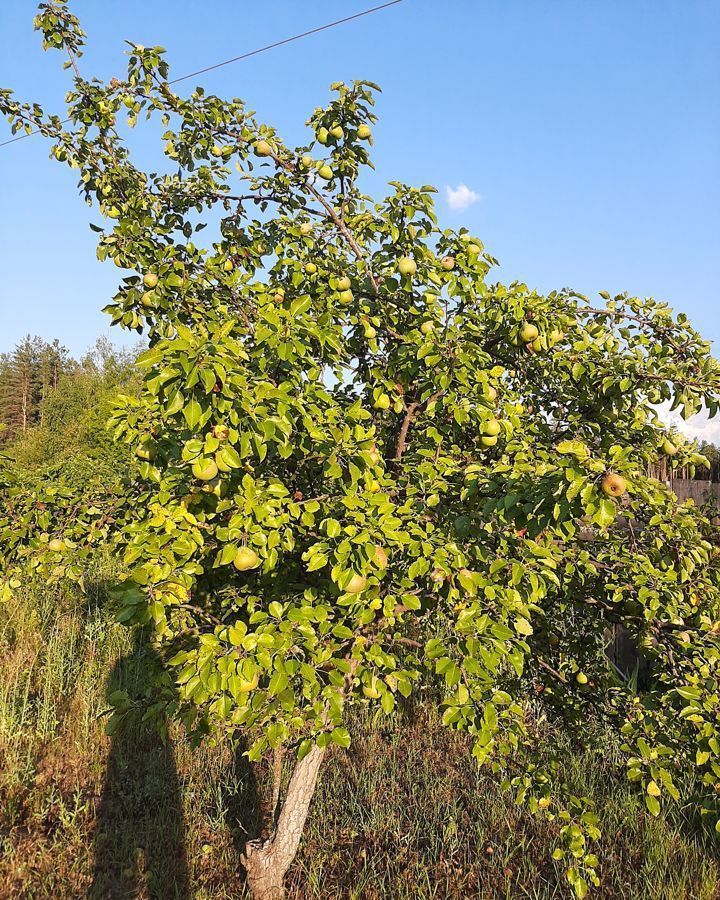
[242,744,325,900]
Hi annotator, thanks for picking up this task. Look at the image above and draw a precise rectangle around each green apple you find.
[662,439,678,456]
[143,273,158,289]
[519,322,539,343]
[318,165,333,180]
[397,256,417,276]
[440,255,455,270]
[336,276,351,291]
[483,418,501,437]
[374,393,391,410]
[345,573,367,594]
[192,458,219,481]
[330,125,344,140]
[300,222,312,236]
[254,140,272,157]
[48,538,65,553]
[300,155,313,169]
[339,289,353,304]
[480,435,498,447]
[317,127,329,144]
[357,124,372,140]
[304,262,317,275]
[420,321,434,336]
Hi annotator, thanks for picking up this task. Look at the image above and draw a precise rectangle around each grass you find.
[0,573,718,899]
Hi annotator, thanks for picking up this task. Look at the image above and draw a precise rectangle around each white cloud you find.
[445,183,481,211]
[657,402,720,446]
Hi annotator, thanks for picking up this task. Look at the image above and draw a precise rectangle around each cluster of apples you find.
[480,417,502,448]
[188,437,262,572]
[315,122,372,144]
[517,321,564,353]
[139,271,159,309]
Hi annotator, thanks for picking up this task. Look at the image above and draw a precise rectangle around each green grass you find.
[0,575,718,899]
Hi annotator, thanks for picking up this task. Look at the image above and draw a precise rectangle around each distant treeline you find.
[0,336,70,445]
[0,335,140,483]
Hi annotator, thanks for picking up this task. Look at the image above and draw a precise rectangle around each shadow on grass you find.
[89,629,189,900]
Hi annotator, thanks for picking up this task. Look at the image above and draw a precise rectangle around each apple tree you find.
[2,3,720,897]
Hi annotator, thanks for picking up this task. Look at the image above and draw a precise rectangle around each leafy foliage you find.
[2,5,720,893]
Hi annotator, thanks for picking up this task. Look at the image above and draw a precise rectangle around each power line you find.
[170,1,403,84]
[0,0,404,150]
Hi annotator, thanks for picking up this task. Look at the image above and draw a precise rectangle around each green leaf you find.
[268,671,289,695]
[330,727,351,748]
[183,399,202,429]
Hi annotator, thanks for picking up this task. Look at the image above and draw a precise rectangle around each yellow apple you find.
[373,546,388,569]
[368,445,382,465]
[233,547,260,571]
[519,322,539,343]
[601,473,627,497]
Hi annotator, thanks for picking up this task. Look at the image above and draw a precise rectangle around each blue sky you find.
[1,0,718,373]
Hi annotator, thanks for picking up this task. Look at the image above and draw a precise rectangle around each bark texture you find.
[242,745,325,900]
